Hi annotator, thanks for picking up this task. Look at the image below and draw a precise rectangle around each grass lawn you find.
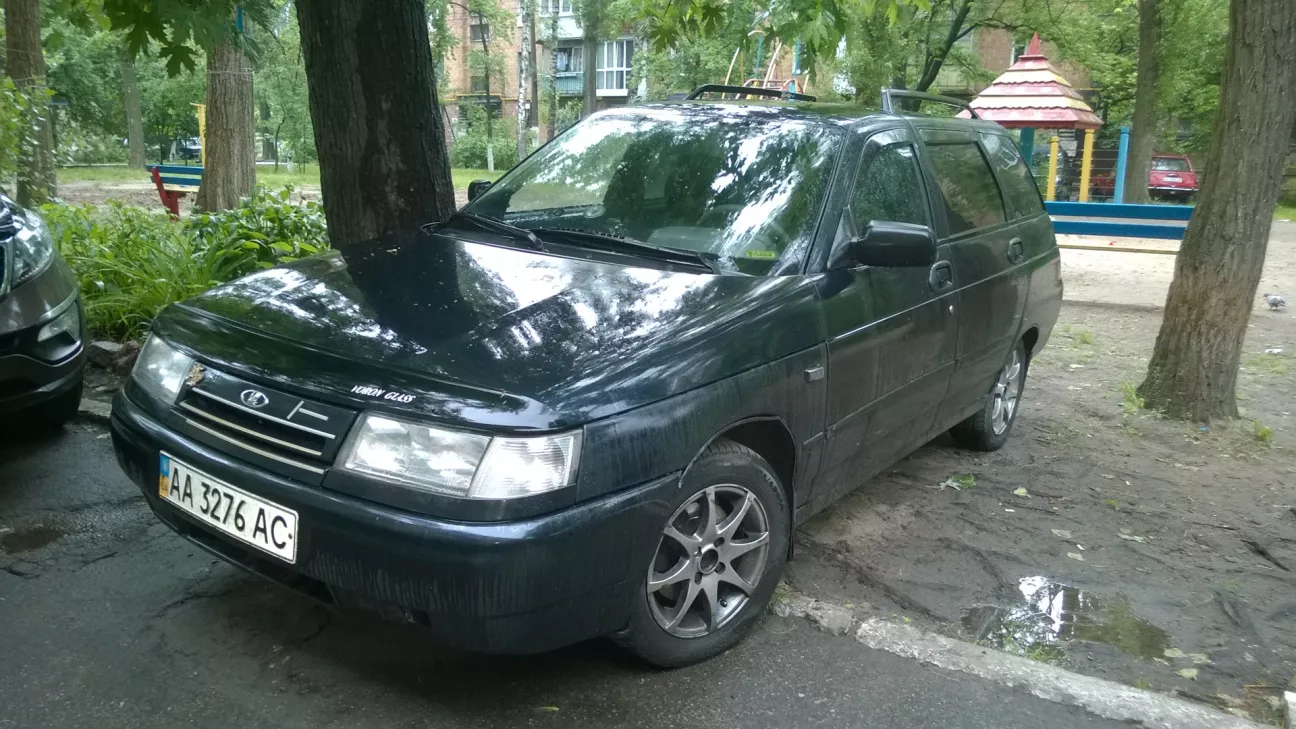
[1276,204,1296,221]
[58,164,501,190]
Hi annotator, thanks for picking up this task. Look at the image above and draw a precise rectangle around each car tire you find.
[26,381,83,432]
[614,439,789,668]
[950,340,1028,452]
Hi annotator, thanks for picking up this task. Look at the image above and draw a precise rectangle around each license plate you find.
[158,453,299,563]
[1165,175,1181,182]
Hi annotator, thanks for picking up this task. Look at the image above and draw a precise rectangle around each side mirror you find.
[467,179,493,202]
[831,221,936,269]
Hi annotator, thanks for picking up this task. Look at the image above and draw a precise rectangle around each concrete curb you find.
[77,398,112,423]
[1285,691,1295,729]
[772,588,1264,729]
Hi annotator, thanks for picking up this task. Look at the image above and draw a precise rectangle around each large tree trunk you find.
[1137,0,1296,422]
[195,32,256,212]
[5,0,56,206]
[516,0,533,161]
[1123,0,1161,205]
[582,5,599,117]
[120,51,147,169]
[295,0,455,246]
[546,8,558,141]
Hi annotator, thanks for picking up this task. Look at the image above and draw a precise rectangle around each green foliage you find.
[451,105,519,170]
[41,187,328,340]
[0,80,52,188]
[104,0,276,75]
[1252,420,1273,445]
[255,8,316,163]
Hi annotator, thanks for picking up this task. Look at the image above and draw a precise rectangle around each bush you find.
[55,123,128,166]
[41,186,329,341]
[450,105,518,170]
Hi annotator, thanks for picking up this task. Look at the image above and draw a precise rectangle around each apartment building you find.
[441,0,638,127]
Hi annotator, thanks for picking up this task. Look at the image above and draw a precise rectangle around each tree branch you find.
[917,0,975,92]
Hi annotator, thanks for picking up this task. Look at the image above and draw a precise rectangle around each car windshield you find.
[465,106,844,275]
[1152,158,1190,172]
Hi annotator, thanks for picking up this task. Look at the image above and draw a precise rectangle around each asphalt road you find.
[0,420,1126,729]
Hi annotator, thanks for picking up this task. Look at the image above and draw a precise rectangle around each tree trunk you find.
[528,12,539,128]
[295,0,455,246]
[517,0,533,161]
[582,5,599,117]
[5,0,56,206]
[195,31,256,212]
[1124,0,1161,205]
[914,0,973,93]
[120,51,147,168]
[260,100,276,160]
[546,8,558,140]
[1137,0,1296,422]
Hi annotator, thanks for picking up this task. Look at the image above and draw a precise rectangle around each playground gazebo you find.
[964,34,1105,201]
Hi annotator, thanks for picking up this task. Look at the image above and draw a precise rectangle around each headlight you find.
[10,210,55,287]
[131,336,194,405]
[340,413,580,500]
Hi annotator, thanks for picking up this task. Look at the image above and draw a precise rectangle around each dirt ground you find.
[792,221,1296,724]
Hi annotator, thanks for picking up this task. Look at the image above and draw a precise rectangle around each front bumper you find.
[111,390,680,654]
[0,257,85,414]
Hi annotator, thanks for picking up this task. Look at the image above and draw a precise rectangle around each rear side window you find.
[980,133,1046,219]
[848,143,930,231]
[925,142,1006,235]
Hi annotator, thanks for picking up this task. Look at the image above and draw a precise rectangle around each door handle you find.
[928,261,953,292]
[1007,238,1025,264]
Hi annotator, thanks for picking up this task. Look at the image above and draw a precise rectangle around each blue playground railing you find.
[1045,201,1192,241]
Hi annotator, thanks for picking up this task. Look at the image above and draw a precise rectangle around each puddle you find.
[0,525,64,553]
[962,576,1170,661]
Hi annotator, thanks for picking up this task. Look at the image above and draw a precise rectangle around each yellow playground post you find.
[1078,129,1095,202]
[1046,136,1059,201]
[192,103,207,165]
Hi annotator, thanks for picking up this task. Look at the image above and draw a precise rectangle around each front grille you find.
[174,365,357,478]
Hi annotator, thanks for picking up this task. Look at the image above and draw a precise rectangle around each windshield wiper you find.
[428,212,546,252]
[531,227,722,274]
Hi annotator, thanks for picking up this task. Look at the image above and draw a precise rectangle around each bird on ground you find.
[1262,293,1286,311]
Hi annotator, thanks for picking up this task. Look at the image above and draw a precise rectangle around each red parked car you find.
[1087,155,1199,203]
[1148,155,1198,201]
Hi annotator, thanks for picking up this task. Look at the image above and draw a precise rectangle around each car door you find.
[917,129,1024,426]
[812,126,959,511]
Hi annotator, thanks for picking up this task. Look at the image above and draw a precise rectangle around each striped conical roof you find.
[965,34,1102,130]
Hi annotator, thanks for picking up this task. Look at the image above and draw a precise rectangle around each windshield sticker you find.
[744,250,777,260]
[350,385,416,404]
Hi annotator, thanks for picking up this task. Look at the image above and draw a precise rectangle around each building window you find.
[539,0,572,14]
[554,44,582,73]
[595,39,633,96]
[470,74,489,93]
[469,22,490,43]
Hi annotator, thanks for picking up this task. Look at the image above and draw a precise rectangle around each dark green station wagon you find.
[111,87,1061,667]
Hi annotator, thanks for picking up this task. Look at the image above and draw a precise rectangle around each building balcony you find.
[555,72,583,96]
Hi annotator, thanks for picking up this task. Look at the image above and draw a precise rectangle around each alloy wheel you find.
[646,484,770,639]
[990,349,1023,435]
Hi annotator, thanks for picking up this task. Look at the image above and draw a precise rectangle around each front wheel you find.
[950,341,1027,451]
[615,439,789,668]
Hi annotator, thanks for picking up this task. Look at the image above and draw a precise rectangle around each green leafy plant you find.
[1119,381,1145,416]
[450,104,519,171]
[1253,420,1273,445]
[41,186,328,341]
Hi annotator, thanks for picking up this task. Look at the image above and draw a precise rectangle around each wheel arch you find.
[684,416,797,515]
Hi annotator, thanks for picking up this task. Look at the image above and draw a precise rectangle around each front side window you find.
[466,107,844,275]
[980,133,1045,219]
[844,143,930,237]
[925,142,1006,235]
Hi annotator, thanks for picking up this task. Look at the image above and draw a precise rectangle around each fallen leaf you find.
[1013,487,1030,497]
[1101,474,1115,479]
[536,706,560,713]
[1188,653,1211,665]
[1004,508,1016,513]
[1176,668,1198,680]
[1051,529,1073,539]
[1163,648,1185,659]
[940,474,976,491]
[1118,533,1148,543]
[1067,552,1085,561]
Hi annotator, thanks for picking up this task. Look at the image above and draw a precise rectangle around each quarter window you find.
[980,133,1045,219]
[926,142,1007,235]
[846,143,930,236]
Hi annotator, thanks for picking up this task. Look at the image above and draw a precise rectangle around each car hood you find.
[156,230,822,431]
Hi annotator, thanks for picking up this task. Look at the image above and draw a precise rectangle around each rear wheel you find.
[615,439,789,668]
[950,341,1027,451]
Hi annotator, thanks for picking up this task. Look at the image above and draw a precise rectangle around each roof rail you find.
[686,84,817,103]
[880,88,979,119]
